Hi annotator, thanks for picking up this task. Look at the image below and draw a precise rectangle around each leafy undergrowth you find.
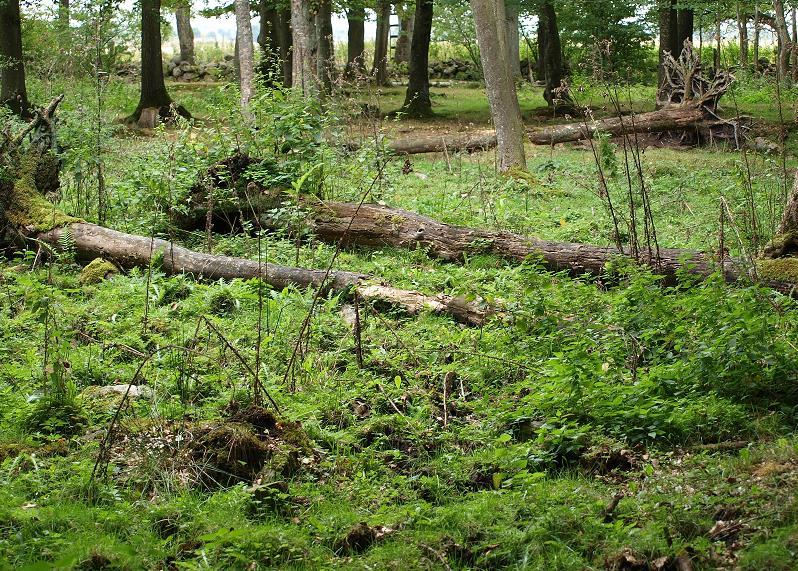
[1,248,797,569]
[3,77,798,569]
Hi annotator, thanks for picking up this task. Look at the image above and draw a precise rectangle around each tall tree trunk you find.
[57,0,70,30]
[0,0,29,117]
[792,8,797,81]
[235,0,255,111]
[291,0,316,94]
[373,0,391,85]
[315,0,334,93]
[536,17,546,81]
[737,5,749,67]
[401,0,433,116]
[394,14,414,63]
[712,10,722,74]
[658,0,677,96]
[676,8,693,52]
[504,0,521,77]
[754,4,761,70]
[539,0,563,107]
[276,8,293,86]
[175,3,195,63]
[774,0,790,79]
[346,7,367,76]
[131,0,186,123]
[470,0,526,171]
[258,3,280,84]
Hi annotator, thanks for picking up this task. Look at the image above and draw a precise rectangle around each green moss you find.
[763,232,798,258]
[6,151,78,233]
[757,257,798,283]
[79,258,118,285]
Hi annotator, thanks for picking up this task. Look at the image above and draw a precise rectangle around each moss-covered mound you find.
[757,257,798,283]
[79,258,118,285]
[187,406,312,489]
[6,150,78,233]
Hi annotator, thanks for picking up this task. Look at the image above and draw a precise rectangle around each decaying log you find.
[180,194,798,296]
[526,105,707,146]
[31,223,490,326]
[295,200,742,283]
[345,130,497,155]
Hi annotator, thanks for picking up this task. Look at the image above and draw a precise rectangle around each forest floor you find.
[1,77,798,570]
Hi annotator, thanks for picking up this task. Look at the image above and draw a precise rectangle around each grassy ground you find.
[2,77,798,570]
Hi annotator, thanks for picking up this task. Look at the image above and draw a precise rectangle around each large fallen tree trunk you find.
[179,194,798,296]
[30,223,490,325]
[345,129,498,155]
[526,105,707,146]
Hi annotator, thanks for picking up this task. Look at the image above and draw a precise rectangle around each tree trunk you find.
[754,4,761,71]
[373,0,391,85]
[346,7,367,77]
[57,0,70,30]
[504,0,521,77]
[774,0,790,79]
[737,5,749,67]
[539,0,563,106]
[258,3,280,84]
[343,130,498,154]
[291,0,316,94]
[402,0,433,117]
[177,195,798,297]
[32,223,488,326]
[792,8,797,81]
[712,11,722,74]
[536,17,546,80]
[175,3,195,64]
[131,0,188,124]
[276,8,293,86]
[528,104,707,145]
[470,0,526,171]
[315,0,334,94]
[676,8,693,51]
[234,0,255,111]
[658,0,677,98]
[394,14,414,64]
[0,0,30,117]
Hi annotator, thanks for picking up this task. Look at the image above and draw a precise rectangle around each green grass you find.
[2,76,798,569]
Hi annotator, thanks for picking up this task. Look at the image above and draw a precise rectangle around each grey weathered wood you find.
[33,223,490,326]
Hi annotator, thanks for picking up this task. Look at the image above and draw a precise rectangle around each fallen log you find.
[526,105,707,146]
[179,195,798,296]
[1,102,491,327]
[28,223,491,326]
[344,130,497,155]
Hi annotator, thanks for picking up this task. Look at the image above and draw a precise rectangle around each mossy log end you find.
[7,151,79,233]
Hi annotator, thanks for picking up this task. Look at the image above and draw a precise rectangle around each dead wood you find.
[344,130,497,155]
[179,194,798,296]
[30,223,490,326]
[526,105,707,146]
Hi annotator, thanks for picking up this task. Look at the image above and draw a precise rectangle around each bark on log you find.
[301,201,798,295]
[31,223,490,326]
[346,105,720,155]
[346,130,497,155]
[526,105,707,145]
[180,196,798,296]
